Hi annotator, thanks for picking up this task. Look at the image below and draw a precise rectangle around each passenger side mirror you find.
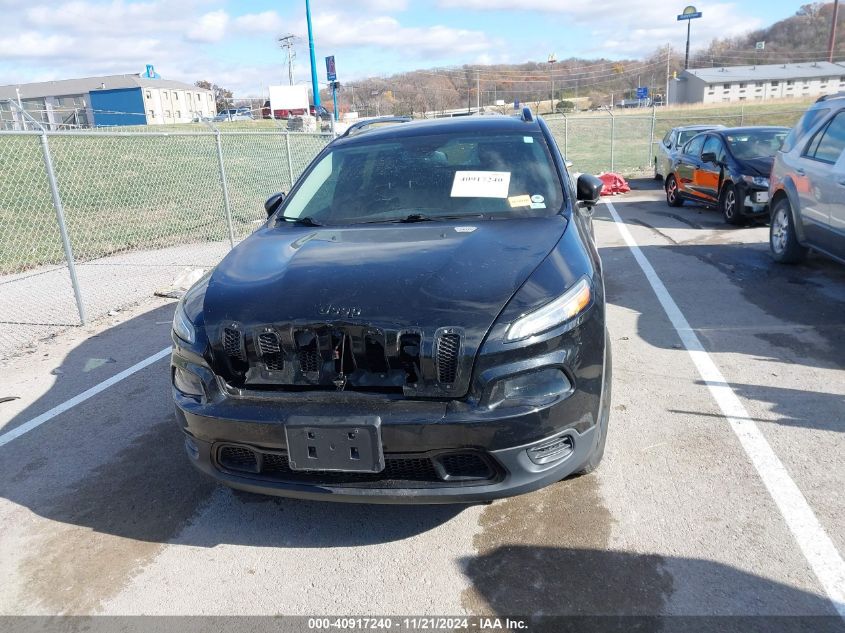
[701,151,719,165]
[576,174,604,210]
[265,192,286,217]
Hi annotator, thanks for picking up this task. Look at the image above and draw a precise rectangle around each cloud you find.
[186,10,229,43]
[437,0,762,57]
[310,13,496,55]
[233,11,286,34]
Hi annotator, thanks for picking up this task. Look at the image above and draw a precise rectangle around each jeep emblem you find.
[318,304,362,318]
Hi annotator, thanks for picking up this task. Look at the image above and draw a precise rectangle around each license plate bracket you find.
[285,416,383,473]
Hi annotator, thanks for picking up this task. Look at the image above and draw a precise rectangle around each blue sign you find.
[636,87,648,99]
[514,99,520,110]
[677,11,702,20]
[325,56,337,82]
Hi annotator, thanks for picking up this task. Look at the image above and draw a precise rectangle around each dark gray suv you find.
[769,94,845,265]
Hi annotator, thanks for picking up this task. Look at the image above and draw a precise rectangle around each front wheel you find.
[665,175,683,207]
[720,183,743,225]
[770,198,808,264]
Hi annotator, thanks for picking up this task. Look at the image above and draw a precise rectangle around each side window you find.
[803,111,845,164]
[702,136,725,161]
[663,131,672,147]
[684,135,706,157]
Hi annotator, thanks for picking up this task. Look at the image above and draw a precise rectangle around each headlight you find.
[506,278,592,342]
[742,175,769,188]
[172,301,196,344]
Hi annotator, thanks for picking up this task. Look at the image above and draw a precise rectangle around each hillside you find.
[338,3,843,117]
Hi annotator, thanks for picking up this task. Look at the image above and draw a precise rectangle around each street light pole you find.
[305,0,321,109]
[828,0,840,63]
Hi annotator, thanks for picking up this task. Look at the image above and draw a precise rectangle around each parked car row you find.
[659,94,845,267]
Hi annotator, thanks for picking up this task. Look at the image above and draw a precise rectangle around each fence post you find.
[213,130,236,249]
[563,114,568,157]
[740,106,745,126]
[285,130,295,190]
[609,109,616,173]
[39,132,87,325]
[648,106,656,173]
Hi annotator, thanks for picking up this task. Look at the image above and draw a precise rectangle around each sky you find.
[0,0,809,96]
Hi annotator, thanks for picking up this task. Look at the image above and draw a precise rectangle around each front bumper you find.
[172,352,606,503]
[737,182,770,216]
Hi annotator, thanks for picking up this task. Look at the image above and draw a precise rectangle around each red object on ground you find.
[599,173,631,195]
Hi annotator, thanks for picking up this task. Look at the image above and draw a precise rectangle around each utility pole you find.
[828,0,840,63]
[278,34,297,86]
[476,70,480,112]
[666,45,671,107]
[305,0,321,109]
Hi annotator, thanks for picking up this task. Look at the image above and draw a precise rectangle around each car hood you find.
[202,217,568,395]
[736,156,774,178]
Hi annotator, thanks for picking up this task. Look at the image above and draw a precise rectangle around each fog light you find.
[528,435,574,465]
[173,366,204,398]
[490,368,571,409]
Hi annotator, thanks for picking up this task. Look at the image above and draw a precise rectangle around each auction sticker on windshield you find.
[450,171,511,198]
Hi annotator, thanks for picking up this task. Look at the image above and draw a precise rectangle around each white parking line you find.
[605,200,845,619]
[0,346,171,449]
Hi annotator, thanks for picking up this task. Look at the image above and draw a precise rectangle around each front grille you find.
[215,444,499,489]
[436,333,460,384]
[257,331,284,371]
[223,327,244,361]
[218,445,259,473]
[299,350,321,373]
[439,453,493,479]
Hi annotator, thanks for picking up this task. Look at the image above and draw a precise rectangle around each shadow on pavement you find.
[0,305,463,555]
[462,545,843,631]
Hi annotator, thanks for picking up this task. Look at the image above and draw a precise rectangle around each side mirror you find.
[701,151,718,165]
[576,174,604,210]
[265,192,286,217]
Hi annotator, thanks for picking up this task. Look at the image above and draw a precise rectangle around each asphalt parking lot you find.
[1,180,843,624]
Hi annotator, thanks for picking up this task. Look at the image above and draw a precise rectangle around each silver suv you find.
[769,94,845,265]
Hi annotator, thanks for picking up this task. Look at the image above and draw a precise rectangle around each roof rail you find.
[520,106,534,122]
[339,116,412,138]
[815,92,845,103]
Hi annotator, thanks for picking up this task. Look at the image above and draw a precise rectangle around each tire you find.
[576,338,612,475]
[769,197,808,264]
[720,183,743,225]
[654,158,662,181]
[665,175,683,207]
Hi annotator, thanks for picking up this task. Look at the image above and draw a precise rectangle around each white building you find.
[0,73,215,129]
[669,61,845,105]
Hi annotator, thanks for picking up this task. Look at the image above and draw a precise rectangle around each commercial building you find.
[0,72,215,129]
[669,61,845,105]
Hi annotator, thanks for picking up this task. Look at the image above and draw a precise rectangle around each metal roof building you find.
[0,72,215,129]
[669,61,845,105]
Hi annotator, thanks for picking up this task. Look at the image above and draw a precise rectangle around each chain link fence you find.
[544,103,809,176]
[0,100,811,358]
[0,123,330,359]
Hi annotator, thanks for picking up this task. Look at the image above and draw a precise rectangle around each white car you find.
[213,108,254,122]
[654,124,724,180]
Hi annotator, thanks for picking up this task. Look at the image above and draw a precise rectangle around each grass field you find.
[0,98,814,276]
[0,130,329,275]
[544,98,814,176]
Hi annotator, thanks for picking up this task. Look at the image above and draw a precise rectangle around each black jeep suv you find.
[170,109,611,503]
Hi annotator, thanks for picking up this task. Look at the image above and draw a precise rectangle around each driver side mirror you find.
[576,174,604,210]
[265,192,286,217]
[701,151,719,165]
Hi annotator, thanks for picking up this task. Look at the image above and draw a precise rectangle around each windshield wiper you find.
[281,215,323,226]
[359,213,485,224]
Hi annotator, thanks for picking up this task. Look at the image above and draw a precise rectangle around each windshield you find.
[677,129,710,146]
[726,130,788,159]
[279,130,565,225]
